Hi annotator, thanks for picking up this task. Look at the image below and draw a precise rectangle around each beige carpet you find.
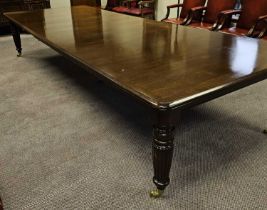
[0,35,267,209]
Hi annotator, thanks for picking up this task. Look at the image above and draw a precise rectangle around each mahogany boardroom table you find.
[4,6,267,198]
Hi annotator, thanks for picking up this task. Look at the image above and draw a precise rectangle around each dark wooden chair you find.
[111,0,155,19]
[162,0,206,25]
[0,0,50,30]
[216,0,267,37]
[185,0,236,30]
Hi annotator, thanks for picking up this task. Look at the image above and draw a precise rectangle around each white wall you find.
[101,0,107,8]
[50,0,71,8]
[156,0,179,21]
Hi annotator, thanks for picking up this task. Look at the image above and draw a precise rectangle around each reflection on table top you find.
[5,6,267,108]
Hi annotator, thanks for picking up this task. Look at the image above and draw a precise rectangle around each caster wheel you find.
[149,189,163,198]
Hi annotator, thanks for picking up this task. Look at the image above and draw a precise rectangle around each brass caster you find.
[263,129,267,134]
[17,52,22,57]
[149,189,164,198]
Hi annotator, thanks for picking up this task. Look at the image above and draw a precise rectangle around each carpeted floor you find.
[0,35,267,209]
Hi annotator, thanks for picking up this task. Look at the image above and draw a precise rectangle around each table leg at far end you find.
[0,196,3,210]
[9,22,22,57]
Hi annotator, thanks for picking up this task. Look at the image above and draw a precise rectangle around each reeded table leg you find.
[10,22,22,57]
[150,108,176,198]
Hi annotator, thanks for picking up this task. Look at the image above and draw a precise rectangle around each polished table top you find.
[5,6,267,109]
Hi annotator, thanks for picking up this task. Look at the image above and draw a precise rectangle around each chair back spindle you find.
[204,0,236,23]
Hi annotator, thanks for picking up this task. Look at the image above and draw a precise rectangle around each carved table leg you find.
[9,22,22,57]
[150,108,176,198]
[263,129,267,134]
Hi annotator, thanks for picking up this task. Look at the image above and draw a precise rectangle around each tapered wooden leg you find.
[150,108,176,198]
[10,22,22,57]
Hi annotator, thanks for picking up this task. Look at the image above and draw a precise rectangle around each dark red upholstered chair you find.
[111,0,155,19]
[111,0,137,14]
[217,0,267,37]
[162,0,206,25]
[105,0,120,10]
[185,0,236,30]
